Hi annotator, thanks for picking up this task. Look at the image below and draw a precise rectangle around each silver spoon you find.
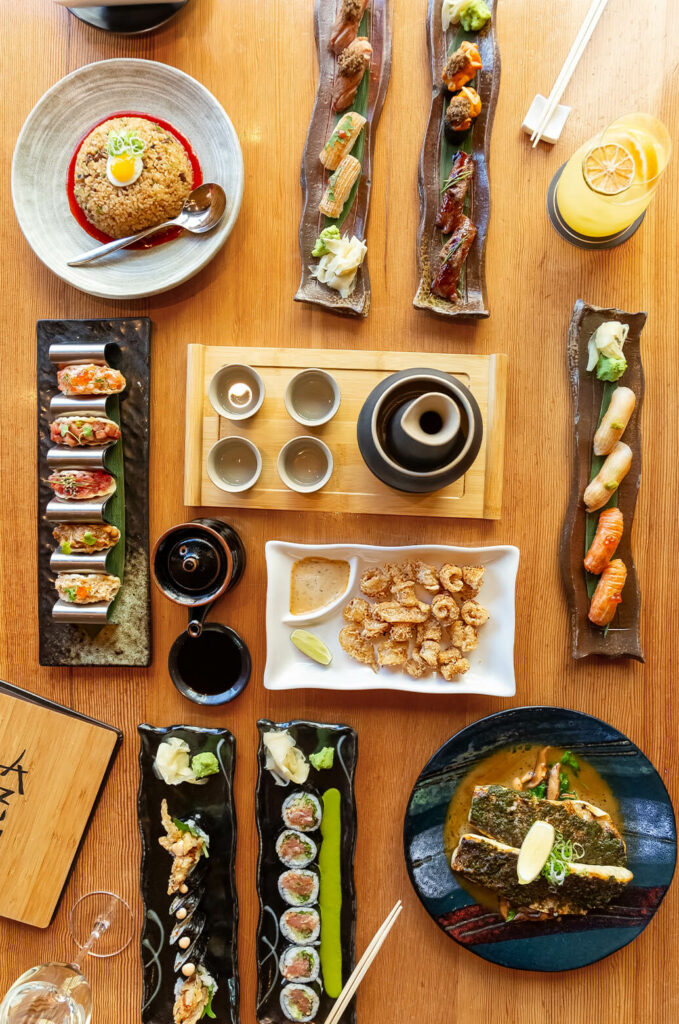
[67,183,227,267]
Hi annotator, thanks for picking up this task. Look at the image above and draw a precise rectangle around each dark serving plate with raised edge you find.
[294,0,391,318]
[414,0,500,319]
[560,300,646,661]
[138,724,239,1024]
[37,318,151,666]
[255,719,357,1024]
[404,706,676,972]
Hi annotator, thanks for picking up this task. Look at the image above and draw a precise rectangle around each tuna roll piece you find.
[280,908,321,944]
[431,215,477,301]
[282,792,322,832]
[436,152,474,235]
[450,834,632,916]
[469,784,627,866]
[278,868,319,907]
[280,983,319,1023]
[280,945,320,983]
[276,829,317,868]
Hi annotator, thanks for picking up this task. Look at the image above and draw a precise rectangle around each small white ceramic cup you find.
[207,436,262,493]
[277,436,333,493]
[209,364,265,421]
[284,368,340,427]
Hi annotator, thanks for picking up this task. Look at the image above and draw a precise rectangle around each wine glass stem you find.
[71,919,109,972]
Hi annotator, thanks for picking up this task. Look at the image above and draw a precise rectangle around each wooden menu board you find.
[0,680,121,927]
[185,346,508,519]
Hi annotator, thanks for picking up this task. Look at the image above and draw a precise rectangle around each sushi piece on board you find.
[48,469,116,500]
[436,151,474,234]
[332,37,372,112]
[469,784,627,865]
[279,908,321,945]
[282,792,323,832]
[54,572,120,605]
[441,40,482,92]
[444,86,482,142]
[588,559,627,627]
[329,0,370,54]
[319,111,367,170]
[52,523,120,553]
[583,442,632,512]
[279,946,320,984]
[276,830,318,868]
[280,983,320,1023]
[50,415,121,448]
[319,155,362,218]
[57,363,126,396]
[584,508,624,575]
[450,833,632,915]
[593,387,636,455]
[431,215,477,301]
[278,868,319,907]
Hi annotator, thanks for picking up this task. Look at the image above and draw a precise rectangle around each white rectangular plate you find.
[264,541,519,695]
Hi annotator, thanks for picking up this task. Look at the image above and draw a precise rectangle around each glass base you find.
[547,164,645,250]
[0,964,91,1024]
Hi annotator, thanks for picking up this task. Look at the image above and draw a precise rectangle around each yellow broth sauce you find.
[290,557,350,615]
[442,745,623,911]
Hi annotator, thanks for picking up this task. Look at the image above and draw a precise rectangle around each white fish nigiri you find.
[593,387,636,456]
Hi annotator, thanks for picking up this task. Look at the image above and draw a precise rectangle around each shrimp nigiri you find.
[588,559,627,627]
[584,508,624,575]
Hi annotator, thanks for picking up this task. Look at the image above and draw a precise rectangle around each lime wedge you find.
[516,821,555,885]
[290,629,333,666]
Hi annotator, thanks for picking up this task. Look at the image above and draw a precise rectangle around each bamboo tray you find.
[185,346,507,519]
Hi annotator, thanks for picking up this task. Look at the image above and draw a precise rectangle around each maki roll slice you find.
[278,868,319,907]
[276,829,318,868]
[282,792,322,832]
[444,86,482,142]
[280,907,321,945]
[280,983,320,1023]
[280,945,320,983]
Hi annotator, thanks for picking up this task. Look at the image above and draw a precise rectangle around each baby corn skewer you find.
[319,155,362,218]
[319,112,367,170]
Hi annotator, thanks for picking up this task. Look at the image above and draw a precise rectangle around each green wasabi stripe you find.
[319,788,342,998]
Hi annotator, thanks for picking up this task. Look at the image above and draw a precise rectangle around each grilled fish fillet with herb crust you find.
[451,834,632,916]
[469,785,627,866]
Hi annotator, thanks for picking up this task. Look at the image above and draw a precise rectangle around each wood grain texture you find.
[185,345,507,517]
[0,1,678,1022]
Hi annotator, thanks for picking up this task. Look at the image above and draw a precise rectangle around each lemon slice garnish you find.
[291,629,333,666]
[516,821,556,885]
[583,143,635,195]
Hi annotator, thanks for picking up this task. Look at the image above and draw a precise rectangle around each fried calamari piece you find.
[416,619,442,644]
[360,566,391,597]
[377,640,409,668]
[414,561,440,593]
[461,600,489,627]
[405,652,430,678]
[343,597,371,622]
[419,639,441,667]
[389,622,415,644]
[462,565,485,593]
[339,625,377,671]
[451,620,479,652]
[361,616,389,639]
[372,601,430,624]
[391,579,419,607]
[439,647,471,680]
[439,564,464,593]
[431,593,460,623]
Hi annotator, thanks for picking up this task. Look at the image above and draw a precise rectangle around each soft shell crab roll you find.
[173,965,217,1024]
[279,868,319,907]
[50,415,121,448]
[280,907,321,945]
[57,363,126,396]
[280,983,320,1023]
[282,792,322,832]
[280,945,320,983]
[276,829,318,868]
[53,523,120,553]
[48,469,115,501]
[158,799,210,895]
[54,572,121,604]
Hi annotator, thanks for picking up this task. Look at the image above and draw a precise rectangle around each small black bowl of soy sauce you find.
[153,518,251,705]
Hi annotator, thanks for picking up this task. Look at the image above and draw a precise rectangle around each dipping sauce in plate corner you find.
[290,558,350,616]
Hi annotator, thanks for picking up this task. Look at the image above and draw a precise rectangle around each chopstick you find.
[530,0,609,147]
[322,900,403,1024]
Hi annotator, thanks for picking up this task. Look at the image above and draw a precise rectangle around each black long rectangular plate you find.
[138,724,239,1024]
[255,719,358,1024]
[37,317,151,666]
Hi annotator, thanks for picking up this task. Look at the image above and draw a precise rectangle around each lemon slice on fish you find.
[291,629,333,666]
[583,143,635,195]
[516,821,555,885]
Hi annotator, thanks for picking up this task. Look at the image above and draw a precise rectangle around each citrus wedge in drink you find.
[516,820,556,885]
[583,143,635,195]
[290,629,333,666]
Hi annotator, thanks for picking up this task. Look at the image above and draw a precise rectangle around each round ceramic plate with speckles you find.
[12,58,243,300]
[404,706,676,971]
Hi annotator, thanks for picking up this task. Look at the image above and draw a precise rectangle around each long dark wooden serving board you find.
[294,0,391,318]
[138,724,239,1024]
[255,719,358,1024]
[414,0,500,319]
[560,300,646,662]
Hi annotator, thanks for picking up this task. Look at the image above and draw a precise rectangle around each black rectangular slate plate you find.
[37,318,151,666]
[0,677,122,926]
[138,724,239,1024]
[255,719,357,1024]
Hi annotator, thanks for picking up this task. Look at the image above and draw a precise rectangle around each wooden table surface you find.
[1,1,677,1021]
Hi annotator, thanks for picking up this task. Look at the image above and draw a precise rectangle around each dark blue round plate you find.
[403,706,676,971]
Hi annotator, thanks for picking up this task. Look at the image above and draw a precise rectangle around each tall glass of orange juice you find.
[548,113,671,248]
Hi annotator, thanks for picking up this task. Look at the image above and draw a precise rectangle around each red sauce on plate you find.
[66,110,203,249]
